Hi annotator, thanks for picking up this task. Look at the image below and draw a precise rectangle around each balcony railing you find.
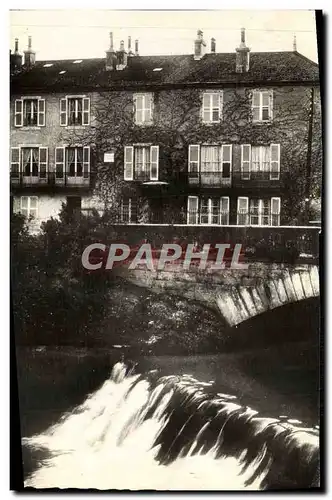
[232,170,280,186]
[10,171,93,188]
[187,172,232,187]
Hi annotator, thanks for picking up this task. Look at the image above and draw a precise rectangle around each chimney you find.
[194,30,206,60]
[10,38,23,70]
[135,39,139,56]
[128,36,134,57]
[211,37,216,54]
[116,40,128,70]
[293,34,297,52]
[23,36,36,67]
[105,31,117,71]
[235,28,250,73]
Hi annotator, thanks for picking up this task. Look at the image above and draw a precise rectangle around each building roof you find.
[11,51,319,93]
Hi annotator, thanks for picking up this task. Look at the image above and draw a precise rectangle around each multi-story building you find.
[10,29,320,230]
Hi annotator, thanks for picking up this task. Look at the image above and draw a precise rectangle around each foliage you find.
[63,86,322,224]
[11,207,117,346]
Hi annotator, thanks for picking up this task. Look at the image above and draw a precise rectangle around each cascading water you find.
[23,362,320,490]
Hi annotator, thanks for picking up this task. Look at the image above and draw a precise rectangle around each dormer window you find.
[14,97,45,127]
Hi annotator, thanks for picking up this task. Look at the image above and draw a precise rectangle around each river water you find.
[18,339,320,491]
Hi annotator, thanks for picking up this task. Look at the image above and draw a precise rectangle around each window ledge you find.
[134,122,154,127]
[252,121,273,125]
[202,120,222,125]
[65,125,87,129]
[15,126,42,130]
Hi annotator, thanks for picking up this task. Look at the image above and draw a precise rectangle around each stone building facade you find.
[10,30,321,231]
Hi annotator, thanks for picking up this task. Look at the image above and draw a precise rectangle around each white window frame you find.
[134,93,154,125]
[14,97,46,127]
[20,196,38,219]
[11,146,48,178]
[241,144,280,180]
[60,95,90,127]
[252,90,273,123]
[188,144,232,178]
[65,146,91,177]
[237,197,249,225]
[121,198,133,223]
[201,91,223,123]
[187,196,199,224]
[124,145,159,181]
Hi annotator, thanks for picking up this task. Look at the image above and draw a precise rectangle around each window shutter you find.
[82,97,90,125]
[237,197,249,225]
[187,196,199,224]
[221,145,232,178]
[13,197,20,213]
[38,147,48,178]
[271,197,281,226]
[220,196,229,225]
[83,146,90,178]
[11,147,20,178]
[218,91,223,120]
[124,146,134,180]
[146,93,153,123]
[188,145,200,173]
[252,91,260,122]
[241,144,251,180]
[14,99,23,127]
[55,147,65,179]
[150,145,159,180]
[202,93,211,122]
[269,90,274,120]
[37,99,46,126]
[134,95,143,124]
[270,144,280,180]
[20,196,28,216]
[60,98,67,126]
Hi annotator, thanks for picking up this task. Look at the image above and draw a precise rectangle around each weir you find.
[23,362,319,490]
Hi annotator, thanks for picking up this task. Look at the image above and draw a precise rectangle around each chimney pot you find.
[11,38,22,70]
[293,34,297,52]
[120,40,125,51]
[24,35,36,67]
[14,38,19,54]
[236,27,250,73]
[106,31,117,70]
[211,37,216,53]
[194,29,206,60]
[135,39,139,56]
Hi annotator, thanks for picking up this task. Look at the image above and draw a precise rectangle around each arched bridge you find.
[111,224,320,326]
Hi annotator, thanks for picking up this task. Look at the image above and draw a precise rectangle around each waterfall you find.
[23,362,319,490]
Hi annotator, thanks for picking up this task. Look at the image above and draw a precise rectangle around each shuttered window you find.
[241,144,280,180]
[252,90,273,122]
[134,93,153,124]
[236,197,281,226]
[202,91,223,123]
[14,98,46,127]
[60,96,90,126]
[124,145,159,181]
[187,196,230,225]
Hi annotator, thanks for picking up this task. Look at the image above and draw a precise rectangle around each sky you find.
[9,9,318,63]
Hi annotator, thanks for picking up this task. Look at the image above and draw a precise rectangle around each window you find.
[14,98,45,127]
[237,197,281,226]
[187,196,229,225]
[10,147,48,179]
[241,144,280,180]
[124,145,159,181]
[252,90,273,122]
[55,146,90,179]
[60,96,90,126]
[202,91,223,123]
[188,144,232,185]
[134,93,153,125]
[120,198,137,223]
[20,196,38,218]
